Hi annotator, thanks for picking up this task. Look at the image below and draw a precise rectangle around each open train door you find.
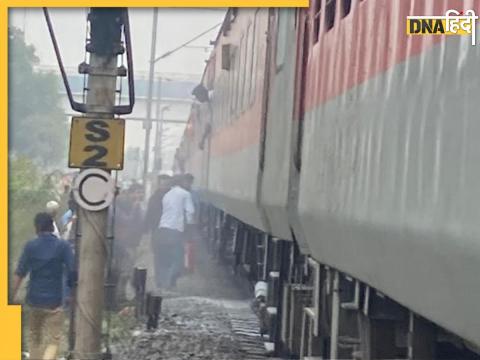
[293,8,310,172]
[287,7,312,254]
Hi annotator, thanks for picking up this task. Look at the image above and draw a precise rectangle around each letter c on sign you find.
[72,169,115,211]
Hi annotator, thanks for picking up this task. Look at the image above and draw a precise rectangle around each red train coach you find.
[179,2,480,359]
[184,8,272,233]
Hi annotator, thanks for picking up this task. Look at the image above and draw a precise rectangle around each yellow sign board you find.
[69,117,125,170]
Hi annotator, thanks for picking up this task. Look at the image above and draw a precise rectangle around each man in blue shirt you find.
[12,212,75,360]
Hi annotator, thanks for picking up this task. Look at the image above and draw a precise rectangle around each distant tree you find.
[9,156,56,276]
[8,27,68,167]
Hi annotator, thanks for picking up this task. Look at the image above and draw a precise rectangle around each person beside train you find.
[145,174,172,289]
[156,174,195,289]
[144,174,172,234]
[12,212,76,360]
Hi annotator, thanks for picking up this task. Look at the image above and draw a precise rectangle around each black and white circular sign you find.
[72,169,115,211]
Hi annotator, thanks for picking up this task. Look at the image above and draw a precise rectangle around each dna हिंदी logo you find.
[407,9,478,45]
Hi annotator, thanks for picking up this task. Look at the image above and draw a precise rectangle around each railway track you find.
[225,302,269,359]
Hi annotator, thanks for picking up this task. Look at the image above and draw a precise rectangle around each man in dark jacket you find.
[12,212,76,360]
[144,174,172,289]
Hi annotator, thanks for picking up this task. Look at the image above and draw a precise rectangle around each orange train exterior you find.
[183,8,272,233]
[178,2,480,349]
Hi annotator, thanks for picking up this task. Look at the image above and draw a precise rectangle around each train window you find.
[325,0,336,31]
[276,9,288,69]
[243,23,252,111]
[312,0,322,43]
[342,0,351,17]
[249,10,260,106]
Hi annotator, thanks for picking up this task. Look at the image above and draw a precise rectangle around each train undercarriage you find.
[201,204,480,360]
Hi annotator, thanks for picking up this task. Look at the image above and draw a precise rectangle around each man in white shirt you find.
[46,201,61,238]
[155,175,195,289]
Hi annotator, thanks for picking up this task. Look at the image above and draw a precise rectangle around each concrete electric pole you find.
[73,8,124,359]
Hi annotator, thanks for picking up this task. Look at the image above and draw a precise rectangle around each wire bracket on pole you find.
[43,7,135,115]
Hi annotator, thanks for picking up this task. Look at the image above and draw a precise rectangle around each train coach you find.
[175,2,480,359]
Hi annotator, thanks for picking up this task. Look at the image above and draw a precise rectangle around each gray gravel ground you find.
[114,297,247,360]
[111,234,264,360]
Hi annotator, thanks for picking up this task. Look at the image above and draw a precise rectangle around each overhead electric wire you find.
[152,22,222,63]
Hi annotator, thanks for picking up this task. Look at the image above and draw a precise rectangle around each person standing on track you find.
[144,174,172,234]
[157,174,195,289]
[145,174,172,289]
[12,212,76,360]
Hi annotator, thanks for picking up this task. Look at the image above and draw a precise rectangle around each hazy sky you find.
[8,8,227,175]
[9,8,226,76]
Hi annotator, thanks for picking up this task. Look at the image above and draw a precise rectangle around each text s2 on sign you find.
[69,117,125,170]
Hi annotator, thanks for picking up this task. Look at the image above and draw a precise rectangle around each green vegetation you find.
[9,156,57,276]
[8,27,68,167]
[8,26,69,275]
